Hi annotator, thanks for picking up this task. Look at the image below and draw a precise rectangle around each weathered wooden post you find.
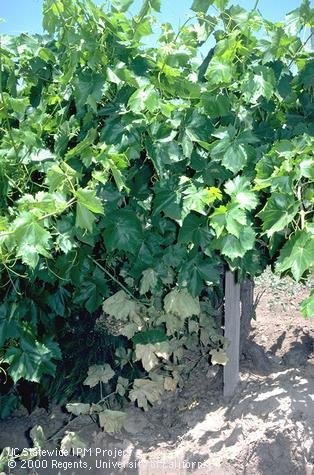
[223,271,241,398]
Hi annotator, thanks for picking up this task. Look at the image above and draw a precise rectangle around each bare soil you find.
[1,271,313,475]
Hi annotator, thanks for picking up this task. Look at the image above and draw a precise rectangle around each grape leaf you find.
[135,344,158,371]
[30,425,45,448]
[103,209,143,254]
[75,203,96,233]
[257,193,299,237]
[242,66,276,103]
[164,288,200,318]
[61,432,86,453]
[210,348,228,365]
[128,86,159,113]
[140,268,158,294]
[98,410,127,433]
[4,338,57,383]
[66,403,91,416]
[276,231,314,281]
[191,0,214,13]
[300,292,314,318]
[83,364,115,387]
[8,212,51,268]
[75,188,104,214]
[129,378,164,411]
[225,176,258,211]
[135,341,171,371]
[103,291,140,321]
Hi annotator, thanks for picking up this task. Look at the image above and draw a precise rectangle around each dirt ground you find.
[1,270,313,475]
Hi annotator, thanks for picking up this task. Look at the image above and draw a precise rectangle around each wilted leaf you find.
[116,376,129,396]
[210,348,228,365]
[129,378,164,411]
[164,288,200,318]
[60,432,86,453]
[98,410,127,433]
[135,341,170,371]
[164,376,178,391]
[66,403,91,416]
[140,268,158,295]
[103,291,139,321]
[30,425,45,448]
[83,364,115,387]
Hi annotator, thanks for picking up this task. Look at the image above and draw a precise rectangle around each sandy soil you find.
[1,271,313,475]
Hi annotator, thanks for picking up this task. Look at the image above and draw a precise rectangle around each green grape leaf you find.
[75,203,96,233]
[8,212,51,268]
[242,66,276,103]
[103,209,143,254]
[112,0,134,12]
[220,235,243,259]
[74,71,104,112]
[128,85,159,113]
[132,328,168,345]
[75,188,104,214]
[201,93,231,118]
[257,193,299,237]
[153,188,182,220]
[0,304,21,347]
[300,292,314,318]
[4,338,57,383]
[225,206,247,237]
[300,158,314,180]
[225,176,258,211]
[206,58,235,86]
[178,213,203,244]
[276,231,314,281]
[135,344,158,371]
[116,376,129,396]
[0,394,19,420]
[191,0,214,13]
